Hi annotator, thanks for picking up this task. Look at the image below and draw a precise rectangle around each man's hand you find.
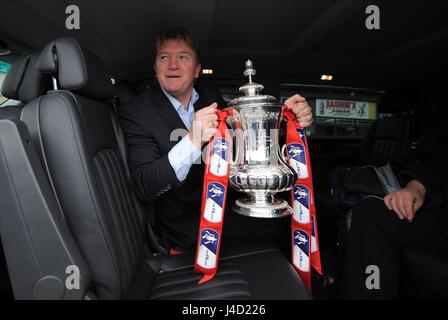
[384,179,426,222]
[188,102,218,149]
[284,94,313,128]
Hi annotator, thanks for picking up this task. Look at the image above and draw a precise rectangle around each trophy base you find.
[233,197,293,218]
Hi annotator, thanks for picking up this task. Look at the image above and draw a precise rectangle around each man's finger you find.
[285,95,306,106]
[390,197,404,219]
[396,196,410,220]
[197,115,218,126]
[397,198,411,220]
[203,128,218,140]
[193,116,211,125]
[298,114,313,122]
[297,106,312,116]
[299,121,313,128]
[202,103,218,113]
[384,196,393,210]
[204,113,218,121]
[288,94,306,102]
[289,100,308,109]
[198,103,217,115]
[404,198,414,221]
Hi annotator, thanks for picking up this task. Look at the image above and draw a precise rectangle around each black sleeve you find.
[118,102,181,202]
[398,148,448,196]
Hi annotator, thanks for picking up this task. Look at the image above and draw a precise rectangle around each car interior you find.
[0,0,448,300]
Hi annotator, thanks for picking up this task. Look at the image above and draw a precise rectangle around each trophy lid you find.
[229,60,278,106]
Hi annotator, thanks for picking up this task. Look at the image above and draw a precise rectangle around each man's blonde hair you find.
[153,27,201,64]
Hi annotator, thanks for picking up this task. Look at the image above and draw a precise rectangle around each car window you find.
[0,60,11,106]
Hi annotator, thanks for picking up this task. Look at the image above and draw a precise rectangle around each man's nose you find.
[168,58,179,69]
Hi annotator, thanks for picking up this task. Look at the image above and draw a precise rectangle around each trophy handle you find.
[280,144,289,163]
[231,136,240,166]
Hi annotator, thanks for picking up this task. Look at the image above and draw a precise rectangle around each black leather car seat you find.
[0,51,50,298]
[0,51,49,120]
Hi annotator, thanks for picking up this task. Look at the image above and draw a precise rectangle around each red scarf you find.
[284,110,322,291]
[194,110,232,284]
[194,108,322,292]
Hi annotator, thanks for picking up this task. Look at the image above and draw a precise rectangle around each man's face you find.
[154,39,201,100]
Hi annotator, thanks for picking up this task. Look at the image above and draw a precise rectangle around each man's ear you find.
[195,64,202,78]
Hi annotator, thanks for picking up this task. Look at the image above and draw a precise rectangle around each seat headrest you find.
[1,52,50,103]
[37,36,114,101]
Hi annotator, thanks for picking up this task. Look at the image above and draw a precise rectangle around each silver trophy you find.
[225,60,297,218]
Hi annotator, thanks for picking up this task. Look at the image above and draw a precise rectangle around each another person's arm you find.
[384,179,426,222]
[386,148,448,221]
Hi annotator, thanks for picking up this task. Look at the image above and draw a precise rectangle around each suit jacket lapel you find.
[151,84,217,132]
[151,86,187,132]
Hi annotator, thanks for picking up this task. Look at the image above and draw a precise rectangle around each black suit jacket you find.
[118,83,226,250]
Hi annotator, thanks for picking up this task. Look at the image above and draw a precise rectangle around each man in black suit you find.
[119,27,313,251]
[341,149,448,299]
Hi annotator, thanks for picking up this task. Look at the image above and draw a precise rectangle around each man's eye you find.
[159,55,168,60]
[179,55,188,60]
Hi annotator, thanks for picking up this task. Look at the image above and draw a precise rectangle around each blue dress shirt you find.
[162,88,203,182]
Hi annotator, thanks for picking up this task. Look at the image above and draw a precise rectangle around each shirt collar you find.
[161,87,199,113]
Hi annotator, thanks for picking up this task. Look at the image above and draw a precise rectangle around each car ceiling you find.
[1,0,448,91]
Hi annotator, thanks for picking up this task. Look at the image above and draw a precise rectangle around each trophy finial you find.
[240,59,263,96]
[243,60,256,83]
